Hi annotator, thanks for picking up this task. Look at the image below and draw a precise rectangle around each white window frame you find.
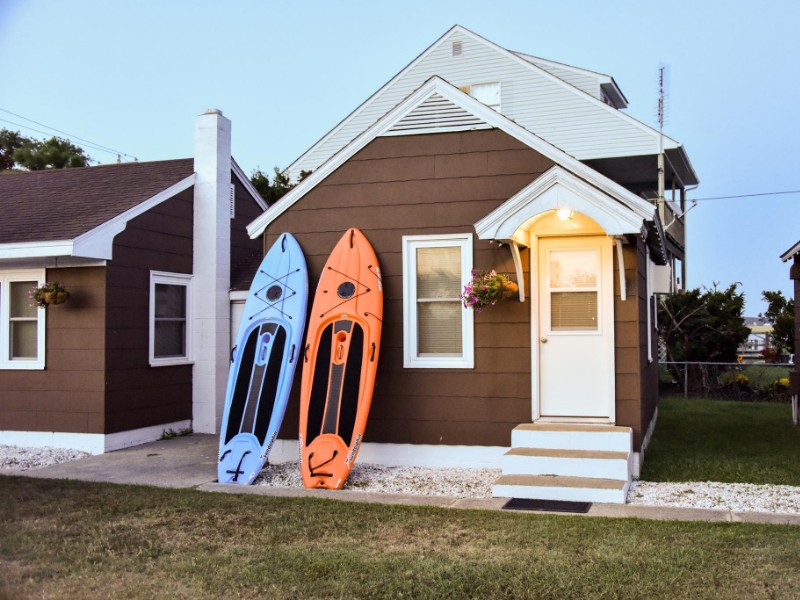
[402,233,474,369]
[0,269,46,370]
[468,81,502,112]
[149,271,193,367]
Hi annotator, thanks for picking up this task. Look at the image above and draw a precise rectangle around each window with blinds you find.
[402,234,474,368]
[0,271,45,370]
[547,249,600,332]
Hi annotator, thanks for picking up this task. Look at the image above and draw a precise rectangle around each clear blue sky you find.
[2,0,798,314]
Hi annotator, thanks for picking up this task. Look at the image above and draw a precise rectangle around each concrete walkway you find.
[13,433,800,526]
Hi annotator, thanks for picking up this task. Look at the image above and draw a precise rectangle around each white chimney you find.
[192,109,232,433]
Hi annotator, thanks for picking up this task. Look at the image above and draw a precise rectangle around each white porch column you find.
[192,109,232,433]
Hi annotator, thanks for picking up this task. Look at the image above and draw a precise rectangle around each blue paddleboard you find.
[218,232,308,484]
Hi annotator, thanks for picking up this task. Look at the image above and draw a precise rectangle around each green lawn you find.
[641,397,800,485]
[2,476,800,599]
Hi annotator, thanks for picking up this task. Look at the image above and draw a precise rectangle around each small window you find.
[403,234,474,368]
[0,271,45,370]
[149,271,192,366]
[469,82,501,111]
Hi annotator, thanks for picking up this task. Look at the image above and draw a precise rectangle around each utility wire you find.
[692,190,800,202]
[0,108,137,161]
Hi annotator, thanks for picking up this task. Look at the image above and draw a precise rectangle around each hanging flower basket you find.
[460,270,518,312]
[30,282,70,308]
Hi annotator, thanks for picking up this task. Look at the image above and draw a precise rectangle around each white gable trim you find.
[248,77,655,238]
[0,175,195,261]
[232,159,268,211]
[286,24,680,178]
[72,174,196,260]
[474,166,649,242]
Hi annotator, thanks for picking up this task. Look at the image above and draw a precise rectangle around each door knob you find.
[540,337,547,343]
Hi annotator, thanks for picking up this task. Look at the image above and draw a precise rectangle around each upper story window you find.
[460,81,501,111]
[0,270,45,370]
[402,234,474,369]
[149,271,193,367]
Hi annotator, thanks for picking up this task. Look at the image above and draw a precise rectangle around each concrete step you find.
[492,473,629,504]
[511,423,632,453]
[501,447,631,480]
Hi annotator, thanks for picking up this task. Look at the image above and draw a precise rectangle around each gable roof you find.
[248,76,658,240]
[285,24,696,185]
[0,159,195,244]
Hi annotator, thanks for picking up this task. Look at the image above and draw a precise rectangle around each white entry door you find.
[536,236,614,420]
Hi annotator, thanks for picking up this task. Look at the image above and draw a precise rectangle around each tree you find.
[0,128,90,170]
[761,290,795,353]
[658,283,750,362]
[250,167,294,205]
[0,129,25,170]
[13,136,90,170]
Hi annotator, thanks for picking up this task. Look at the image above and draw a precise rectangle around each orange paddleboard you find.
[299,228,383,489]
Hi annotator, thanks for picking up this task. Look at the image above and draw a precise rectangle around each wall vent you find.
[229,184,235,219]
[452,40,462,56]
[384,93,491,136]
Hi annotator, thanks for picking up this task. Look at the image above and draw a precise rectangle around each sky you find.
[1,0,798,314]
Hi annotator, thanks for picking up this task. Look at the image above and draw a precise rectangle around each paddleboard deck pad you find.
[218,233,308,485]
[300,228,383,489]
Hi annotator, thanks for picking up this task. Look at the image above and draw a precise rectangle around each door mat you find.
[502,498,592,513]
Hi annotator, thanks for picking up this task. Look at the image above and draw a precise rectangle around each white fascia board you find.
[513,51,613,83]
[0,239,74,259]
[231,158,268,211]
[780,240,800,262]
[474,166,647,240]
[248,77,656,238]
[72,174,195,260]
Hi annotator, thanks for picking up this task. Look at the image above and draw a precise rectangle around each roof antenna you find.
[656,63,669,223]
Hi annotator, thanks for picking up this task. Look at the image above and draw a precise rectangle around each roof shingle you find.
[0,159,194,244]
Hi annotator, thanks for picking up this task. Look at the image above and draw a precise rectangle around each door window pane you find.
[548,249,600,332]
[551,292,598,331]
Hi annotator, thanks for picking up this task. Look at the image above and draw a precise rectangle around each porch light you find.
[556,208,575,221]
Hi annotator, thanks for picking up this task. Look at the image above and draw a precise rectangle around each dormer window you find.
[459,81,501,112]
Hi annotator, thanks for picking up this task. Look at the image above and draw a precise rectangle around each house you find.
[0,110,266,453]
[250,27,698,503]
[780,240,800,425]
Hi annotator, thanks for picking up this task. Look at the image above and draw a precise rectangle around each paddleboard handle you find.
[230,345,237,363]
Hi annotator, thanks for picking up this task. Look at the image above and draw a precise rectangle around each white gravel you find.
[3,445,800,515]
[0,444,90,471]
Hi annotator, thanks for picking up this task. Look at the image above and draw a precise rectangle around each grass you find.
[1,476,800,599]
[641,396,800,485]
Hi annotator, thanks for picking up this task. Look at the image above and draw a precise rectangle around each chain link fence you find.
[660,362,793,402]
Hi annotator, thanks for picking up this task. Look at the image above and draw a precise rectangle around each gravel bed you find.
[3,445,799,514]
[0,444,90,471]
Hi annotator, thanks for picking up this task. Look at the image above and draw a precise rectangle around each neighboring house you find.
[740,316,773,360]
[249,28,697,502]
[780,241,800,425]
[0,110,266,453]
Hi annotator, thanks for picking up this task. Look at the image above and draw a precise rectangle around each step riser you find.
[511,430,631,453]
[492,483,629,504]
[502,455,631,480]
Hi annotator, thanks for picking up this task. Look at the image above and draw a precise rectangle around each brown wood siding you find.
[104,189,193,434]
[612,237,655,451]
[271,130,553,446]
[230,176,265,291]
[0,266,106,434]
